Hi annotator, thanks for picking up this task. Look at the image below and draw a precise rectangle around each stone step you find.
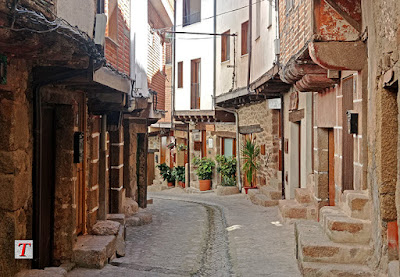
[295,221,372,265]
[73,235,116,269]
[295,188,311,204]
[259,186,282,200]
[126,210,153,227]
[300,262,374,277]
[278,200,317,221]
[340,190,370,220]
[320,206,371,244]
[248,190,279,207]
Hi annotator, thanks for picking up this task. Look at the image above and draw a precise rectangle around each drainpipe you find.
[280,93,285,199]
[213,0,217,109]
[171,0,176,129]
[247,0,253,93]
[215,105,242,192]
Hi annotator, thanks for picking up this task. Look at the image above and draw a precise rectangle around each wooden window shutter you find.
[221,30,230,62]
[178,62,183,88]
[241,21,249,55]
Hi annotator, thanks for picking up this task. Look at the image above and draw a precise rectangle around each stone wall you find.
[363,0,400,273]
[0,58,33,276]
[237,100,280,189]
[124,120,138,200]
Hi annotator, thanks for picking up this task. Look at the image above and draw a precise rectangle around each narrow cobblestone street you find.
[69,190,301,277]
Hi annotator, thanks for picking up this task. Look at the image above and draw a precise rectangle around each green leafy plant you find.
[156,163,175,183]
[176,143,188,152]
[241,138,260,186]
[172,166,185,183]
[216,155,237,186]
[192,157,215,180]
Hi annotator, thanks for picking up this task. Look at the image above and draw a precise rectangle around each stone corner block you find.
[91,220,120,236]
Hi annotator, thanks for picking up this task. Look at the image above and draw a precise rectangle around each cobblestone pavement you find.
[68,189,301,277]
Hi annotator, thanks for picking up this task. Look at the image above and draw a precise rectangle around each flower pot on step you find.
[199,179,211,191]
[168,182,174,187]
[179,181,185,188]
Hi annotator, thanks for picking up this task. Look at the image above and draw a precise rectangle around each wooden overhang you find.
[174,110,235,123]
[280,0,365,92]
[215,65,291,108]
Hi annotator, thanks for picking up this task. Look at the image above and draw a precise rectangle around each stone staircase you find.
[279,188,318,222]
[295,190,374,276]
[247,180,282,207]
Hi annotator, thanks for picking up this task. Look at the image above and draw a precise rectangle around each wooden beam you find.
[239,124,264,134]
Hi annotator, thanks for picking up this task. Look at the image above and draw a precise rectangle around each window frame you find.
[221,30,230,62]
[183,0,201,27]
[177,61,183,88]
[241,21,249,56]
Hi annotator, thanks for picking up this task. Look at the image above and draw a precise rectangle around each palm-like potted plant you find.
[156,163,175,186]
[192,157,215,191]
[172,166,186,188]
[241,138,260,192]
[216,155,237,186]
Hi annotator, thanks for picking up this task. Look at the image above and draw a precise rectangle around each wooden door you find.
[191,58,201,109]
[160,136,167,164]
[298,122,301,188]
[147,153,155,186]
[201,130,207,158]
[328,129,335,206]
[342,76,354,191]
[76,97,86,235]
[35,106,55,268]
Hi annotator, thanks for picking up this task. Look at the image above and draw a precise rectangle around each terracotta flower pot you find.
[168,182,174,187]
[179,181,185,188]
[199,179,211,191]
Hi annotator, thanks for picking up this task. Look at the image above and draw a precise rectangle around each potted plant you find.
[241,138,260,194]
[156,163,175,186]
[172,166,186,188]
[216,155,237,186]
[192,157,215,191]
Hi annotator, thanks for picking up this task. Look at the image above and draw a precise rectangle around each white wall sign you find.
[268,98,281,110]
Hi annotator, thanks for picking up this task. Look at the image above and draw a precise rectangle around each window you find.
[268,0,273,28]
[178,62,183,88]
[241,21,249,55]
[190,58,201,109]
[107,0,118,42]
[256,0,261,39]
[285,0,294,13]
[221,30,230,62]
[97,0,105,13]
[183,0,201,27]
[222,138,236,157]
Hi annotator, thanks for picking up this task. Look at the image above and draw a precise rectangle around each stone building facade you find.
[0,1,158,276]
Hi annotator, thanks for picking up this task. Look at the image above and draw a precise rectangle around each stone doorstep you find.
[388,260,400,277]
[295,188,312,204]
[107,213,126,226]
[259,186,282,200]
[300,262,374,277]
[91,220,120,236]
[319,206,371,244]
[215,186,240,196]
[73,235,116,269]
[126,210,153,227]
[278,200,317,222]
[249,191,279,207]
[15,267,68,277]
[340,190,371,220]
[295,221,372,266]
